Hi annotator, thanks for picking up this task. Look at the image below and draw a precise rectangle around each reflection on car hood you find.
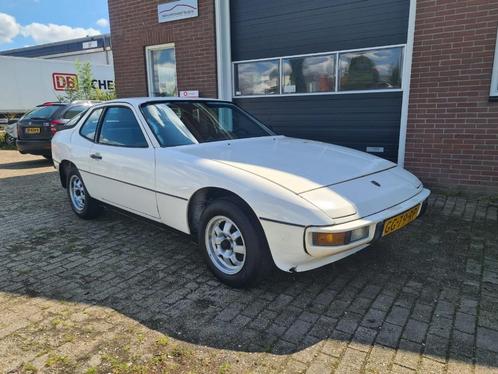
[178,136,396,194]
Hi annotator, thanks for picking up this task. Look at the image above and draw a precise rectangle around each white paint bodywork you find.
[52,97,430,272]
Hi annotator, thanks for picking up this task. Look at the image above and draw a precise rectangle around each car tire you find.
[66,167,101,219]
[198,198,274,288]
[5,135,16,146]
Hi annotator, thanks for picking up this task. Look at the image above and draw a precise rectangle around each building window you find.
[146,44,177,97]
[490,29,498,98]
[282,54,336,94]
[339,47,403,91]
[234,60,280,96]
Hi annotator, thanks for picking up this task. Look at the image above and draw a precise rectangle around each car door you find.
[87,105,159,219]
[70,107,103,186]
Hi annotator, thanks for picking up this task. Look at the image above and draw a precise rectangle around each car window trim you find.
[96,105,150,149]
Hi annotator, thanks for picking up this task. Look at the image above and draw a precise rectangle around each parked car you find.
[16,101,96,159]
[52,98,430,287]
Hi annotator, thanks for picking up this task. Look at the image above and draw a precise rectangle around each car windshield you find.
[23,105,62,120]
[141,101,273,147]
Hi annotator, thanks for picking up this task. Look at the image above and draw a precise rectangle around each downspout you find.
[398,0,417,167]
[215,0,233,101]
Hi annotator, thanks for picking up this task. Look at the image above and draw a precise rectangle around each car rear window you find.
[23,105,63,120]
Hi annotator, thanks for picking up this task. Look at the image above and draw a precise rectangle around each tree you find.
[56,61,116,102]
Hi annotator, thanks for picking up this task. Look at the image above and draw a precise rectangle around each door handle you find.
[90,153,102,160]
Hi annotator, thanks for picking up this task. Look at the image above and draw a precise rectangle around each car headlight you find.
[311,226,370,247]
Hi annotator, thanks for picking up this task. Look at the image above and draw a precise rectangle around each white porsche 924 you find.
[52,98,430,287]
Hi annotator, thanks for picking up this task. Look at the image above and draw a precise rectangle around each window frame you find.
[490,29,498,99]
[232,44,406,99]
[96,105,150,149]
[145,43,178,97]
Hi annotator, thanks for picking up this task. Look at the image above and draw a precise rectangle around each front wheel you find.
[199,198,273,288]
[66,167,101,219]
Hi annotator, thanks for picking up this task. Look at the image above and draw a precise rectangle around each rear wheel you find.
[67,167,101,219]
[199,198,273,288]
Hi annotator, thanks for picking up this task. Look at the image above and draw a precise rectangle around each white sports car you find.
[52,98,430,287]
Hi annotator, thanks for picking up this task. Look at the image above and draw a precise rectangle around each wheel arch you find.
[187,187,261,239]
[58,160,75,188]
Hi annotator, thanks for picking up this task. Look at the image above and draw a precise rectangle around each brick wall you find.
[108,0,217,98]
[406,0,498,192]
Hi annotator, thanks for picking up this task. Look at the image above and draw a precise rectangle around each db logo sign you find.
[52,73,78,91]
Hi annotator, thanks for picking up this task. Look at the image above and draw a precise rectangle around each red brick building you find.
[108,0,498,193]
[406,0,498,192]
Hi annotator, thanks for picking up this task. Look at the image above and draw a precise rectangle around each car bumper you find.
[261,188,431,272]
[16,139,51,155]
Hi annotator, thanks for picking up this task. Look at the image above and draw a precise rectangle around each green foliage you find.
[56,61,116,103]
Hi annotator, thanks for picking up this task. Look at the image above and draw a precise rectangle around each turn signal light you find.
[312,232,347,246]
[311,227,370,247]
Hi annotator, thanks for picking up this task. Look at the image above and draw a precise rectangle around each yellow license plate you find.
[382,204,421,237]
[26,127,40,134]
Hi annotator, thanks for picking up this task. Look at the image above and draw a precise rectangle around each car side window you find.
[80,108,103,141]
[98,107,148,147]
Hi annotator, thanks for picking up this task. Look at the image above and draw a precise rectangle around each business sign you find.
[158,0,198,23]
[82,40,98,49]
[52,73,78,91]
[52,73,115,91]
[180,90,199,98]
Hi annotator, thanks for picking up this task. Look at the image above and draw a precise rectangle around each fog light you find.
[350,226,369,242]
[312,232,348,246]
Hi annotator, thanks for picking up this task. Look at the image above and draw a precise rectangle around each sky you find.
[0,0,109,51]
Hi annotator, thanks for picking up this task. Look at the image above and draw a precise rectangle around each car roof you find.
[102,97,227,106]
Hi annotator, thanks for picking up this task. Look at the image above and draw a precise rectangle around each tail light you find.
[50,120,65,136]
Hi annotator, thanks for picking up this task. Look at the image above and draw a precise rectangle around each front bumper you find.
[261,188,431,272]
[16,139,51,155]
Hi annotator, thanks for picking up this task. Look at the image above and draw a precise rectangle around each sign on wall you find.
[158,0,198,23]
[180,90,199,98]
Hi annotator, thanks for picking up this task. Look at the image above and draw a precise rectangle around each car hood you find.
[177,136,396,194]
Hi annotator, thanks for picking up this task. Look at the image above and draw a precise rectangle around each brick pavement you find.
[0,150,497,373]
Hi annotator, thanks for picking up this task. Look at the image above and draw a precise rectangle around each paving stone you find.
[349,326,377,352]
[395,339,422,369]
[321,330,351,358]
[361,308,387,329]
[423,334,449,363]
[305,352,336,374]
[283,319,313,345]
[429,316,453,339]
[402,319,429,344]
[454,312,476,334]
[364,344,395,373]
[376,322,403,348]
[1,151,497,373]
[477,327,498,353]
[386,306,410,327]
[334,348,367,374]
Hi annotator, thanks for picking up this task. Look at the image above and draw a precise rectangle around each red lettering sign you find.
[52,73,78,91]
